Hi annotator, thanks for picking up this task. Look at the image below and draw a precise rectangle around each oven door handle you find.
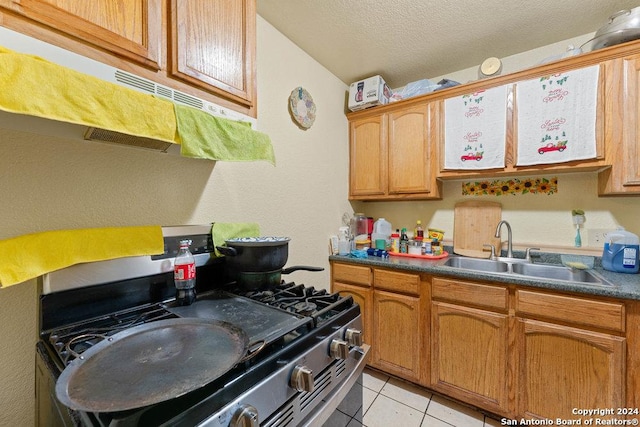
[301,343,371,427]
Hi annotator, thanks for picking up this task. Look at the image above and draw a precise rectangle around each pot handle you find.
[215,246,238,257]
[609,9,631,23]
[281,266,325,274]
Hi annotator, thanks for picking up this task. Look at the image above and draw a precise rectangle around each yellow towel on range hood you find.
[0,45,177,144]
[0,226,164,288]
[175,104,276,165]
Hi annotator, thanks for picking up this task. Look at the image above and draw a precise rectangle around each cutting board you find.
[453,201,502,258]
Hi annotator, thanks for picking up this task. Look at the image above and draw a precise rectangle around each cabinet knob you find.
[290,365,314,392]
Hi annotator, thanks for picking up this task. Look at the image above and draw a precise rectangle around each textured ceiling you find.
[257,0,640,88]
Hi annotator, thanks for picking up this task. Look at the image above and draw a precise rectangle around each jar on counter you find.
[408,240,422,255]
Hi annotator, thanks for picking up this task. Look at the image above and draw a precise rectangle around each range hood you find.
[0,26,257,154]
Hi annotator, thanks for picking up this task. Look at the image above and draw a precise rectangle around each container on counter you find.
[371,218,392,246]
[428,228,445,242]
[400,228,409,254]
[408,240,422,255]
[415,221,424,240]
[602,228,639,273]
[390,230,400,253]
[338,226,350,256]
[350,213,368,249]
[355,239,371,250]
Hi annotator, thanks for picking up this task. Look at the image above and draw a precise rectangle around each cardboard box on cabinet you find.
[348,75,391,111]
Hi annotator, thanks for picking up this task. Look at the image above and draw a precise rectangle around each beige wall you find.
[0,17,350,426]
[1,17,639,426]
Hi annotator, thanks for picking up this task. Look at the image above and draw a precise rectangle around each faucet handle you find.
[483,244,497,260]
[525,247,540,262]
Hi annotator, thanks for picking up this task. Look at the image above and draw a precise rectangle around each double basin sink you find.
[443,256,610,285]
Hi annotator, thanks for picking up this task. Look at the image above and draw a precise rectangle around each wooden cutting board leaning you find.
[453,201,502,258]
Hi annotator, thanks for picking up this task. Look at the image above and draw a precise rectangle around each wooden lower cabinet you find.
[371,289,422,382]
[330,262,637,420]
[431,301,509,414]
[332,281,372,346]
[516,318,625,420]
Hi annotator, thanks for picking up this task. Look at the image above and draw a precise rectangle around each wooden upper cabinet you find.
[348,102,442,200]
[388,104,432,195]
[349,114,388,198]
[169,0,255,108]
[599,55,640,195]
[6,0,161,69]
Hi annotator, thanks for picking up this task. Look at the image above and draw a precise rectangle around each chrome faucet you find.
[494,220,513,258]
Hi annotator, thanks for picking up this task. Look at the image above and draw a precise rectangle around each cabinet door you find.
[332,282,372,347]
[170,0,255,107]
[6,0,161,69]
[372,289,421,382]
[388,104,432,195]
[599,56,640,194]
[349,115,388,198]
[431,301,509,414]
[517,318,625,420]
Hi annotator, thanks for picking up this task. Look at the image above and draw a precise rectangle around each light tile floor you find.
[325,367,502,427]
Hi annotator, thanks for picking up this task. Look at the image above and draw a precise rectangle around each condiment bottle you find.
[415,220,424,240]
[390,230,400,253]
[400,228,409,254]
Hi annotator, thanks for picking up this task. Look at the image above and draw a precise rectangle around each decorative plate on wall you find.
[289,87,316,129]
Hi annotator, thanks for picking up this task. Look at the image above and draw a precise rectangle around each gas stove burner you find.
[292,301,318,315]
[65,333,106,359]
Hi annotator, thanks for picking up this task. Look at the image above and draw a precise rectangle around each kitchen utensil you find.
[582,7,640,51]
[453,201,502,258]
[235,265,324,290]
[55,318,261,413]
[216,237,290,271]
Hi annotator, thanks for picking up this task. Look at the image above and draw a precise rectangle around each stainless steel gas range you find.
[36,225,369,427]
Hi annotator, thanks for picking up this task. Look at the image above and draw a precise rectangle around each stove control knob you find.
[345,328,363,347]
[230,404,259,427]
[290,365,314,392]
[330,339,349,360]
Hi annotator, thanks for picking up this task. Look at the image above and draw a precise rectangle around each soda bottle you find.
[174,239,196,305]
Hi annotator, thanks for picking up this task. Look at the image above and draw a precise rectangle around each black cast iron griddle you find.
[167,292,312,346]
[55,318,250,413]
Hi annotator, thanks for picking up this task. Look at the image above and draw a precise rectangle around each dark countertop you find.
[329,252,640,301]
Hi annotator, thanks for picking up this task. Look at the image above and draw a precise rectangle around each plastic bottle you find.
[372,218,392,247]
[400,228,409,254]
[415,220,424,240]
[174,239,196,305]
[602,227,640,274]
[338,226,350,256]
[390,230,400,253]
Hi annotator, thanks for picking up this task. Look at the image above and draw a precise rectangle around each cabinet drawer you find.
[516,290,625,333]
[332,263,372,287]
[432,278,508,311]
[374,269,420,295]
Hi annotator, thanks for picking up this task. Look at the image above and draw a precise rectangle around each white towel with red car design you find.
[516,65,599,166]
[444,85,508,170]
